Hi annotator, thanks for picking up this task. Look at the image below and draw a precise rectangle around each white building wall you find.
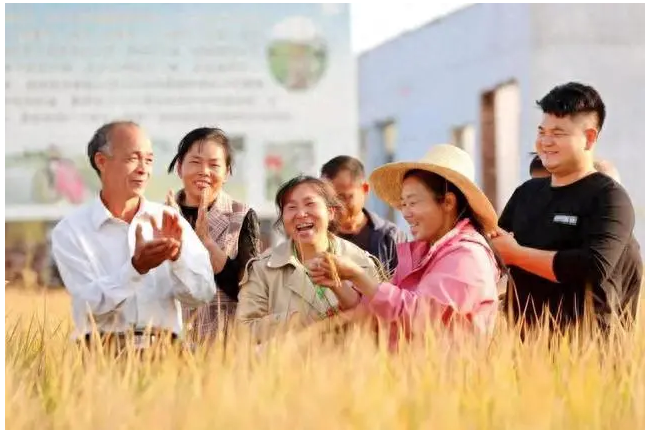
[359,3,645,253]
[494,82,521,212]
[359,3,533,223]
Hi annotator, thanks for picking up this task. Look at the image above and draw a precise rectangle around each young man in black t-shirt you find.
[490,82,642,332]
[527,149,643,325]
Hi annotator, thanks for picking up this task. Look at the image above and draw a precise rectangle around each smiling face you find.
[400,176,446,243]
[535,113,598,177]
[400,172,460,244]
[177,140,229,206]
[281,182,334,245]
[328,169,368,227]
[94,124,153,200]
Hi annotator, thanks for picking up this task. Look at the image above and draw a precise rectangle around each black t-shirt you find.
[499,173,642,330]
[338,222,374,256]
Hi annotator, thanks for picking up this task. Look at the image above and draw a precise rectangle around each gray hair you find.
[87,121,139,175]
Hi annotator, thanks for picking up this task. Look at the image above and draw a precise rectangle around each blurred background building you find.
[5,3,357,285]
[359,3,645,253]
[5,3,645,287]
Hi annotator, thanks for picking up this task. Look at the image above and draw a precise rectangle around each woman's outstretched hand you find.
[307,253,362,288]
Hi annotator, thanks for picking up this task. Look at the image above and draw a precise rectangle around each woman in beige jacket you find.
[235,175,382,344]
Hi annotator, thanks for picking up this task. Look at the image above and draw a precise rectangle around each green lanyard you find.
[293,242,338,318]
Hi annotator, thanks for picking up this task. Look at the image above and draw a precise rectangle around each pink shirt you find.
[362,219,500,347]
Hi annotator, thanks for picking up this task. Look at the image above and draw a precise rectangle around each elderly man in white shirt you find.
[51,121,216,348]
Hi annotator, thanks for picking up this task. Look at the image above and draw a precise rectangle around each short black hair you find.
[536,82,606,130]
[87,120,139,175]
[320,155,365,182]
[529,153,545,175]
[274,175,341,234]
[167,127,233,175]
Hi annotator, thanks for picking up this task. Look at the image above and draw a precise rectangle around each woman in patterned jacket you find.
[167,127,261,345]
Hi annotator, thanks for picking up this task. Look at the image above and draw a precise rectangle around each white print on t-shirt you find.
[553,214,579,226]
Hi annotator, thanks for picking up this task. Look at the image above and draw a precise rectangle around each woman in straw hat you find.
[307,144,507,347]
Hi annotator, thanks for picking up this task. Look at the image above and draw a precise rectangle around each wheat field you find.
[5,286,645,429]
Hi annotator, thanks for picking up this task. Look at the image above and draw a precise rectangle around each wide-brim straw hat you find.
[369,144,498,231]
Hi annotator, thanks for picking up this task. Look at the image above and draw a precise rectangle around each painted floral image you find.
[267,16,327,92]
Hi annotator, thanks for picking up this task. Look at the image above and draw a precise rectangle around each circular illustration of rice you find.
[267,16,327,92]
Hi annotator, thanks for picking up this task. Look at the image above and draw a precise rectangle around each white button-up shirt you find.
[51,196,216,339]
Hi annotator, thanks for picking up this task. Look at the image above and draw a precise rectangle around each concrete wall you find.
[358,3,533,227]
[358,3,645,253]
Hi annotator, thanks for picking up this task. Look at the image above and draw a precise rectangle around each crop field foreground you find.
[5,287,645,429]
